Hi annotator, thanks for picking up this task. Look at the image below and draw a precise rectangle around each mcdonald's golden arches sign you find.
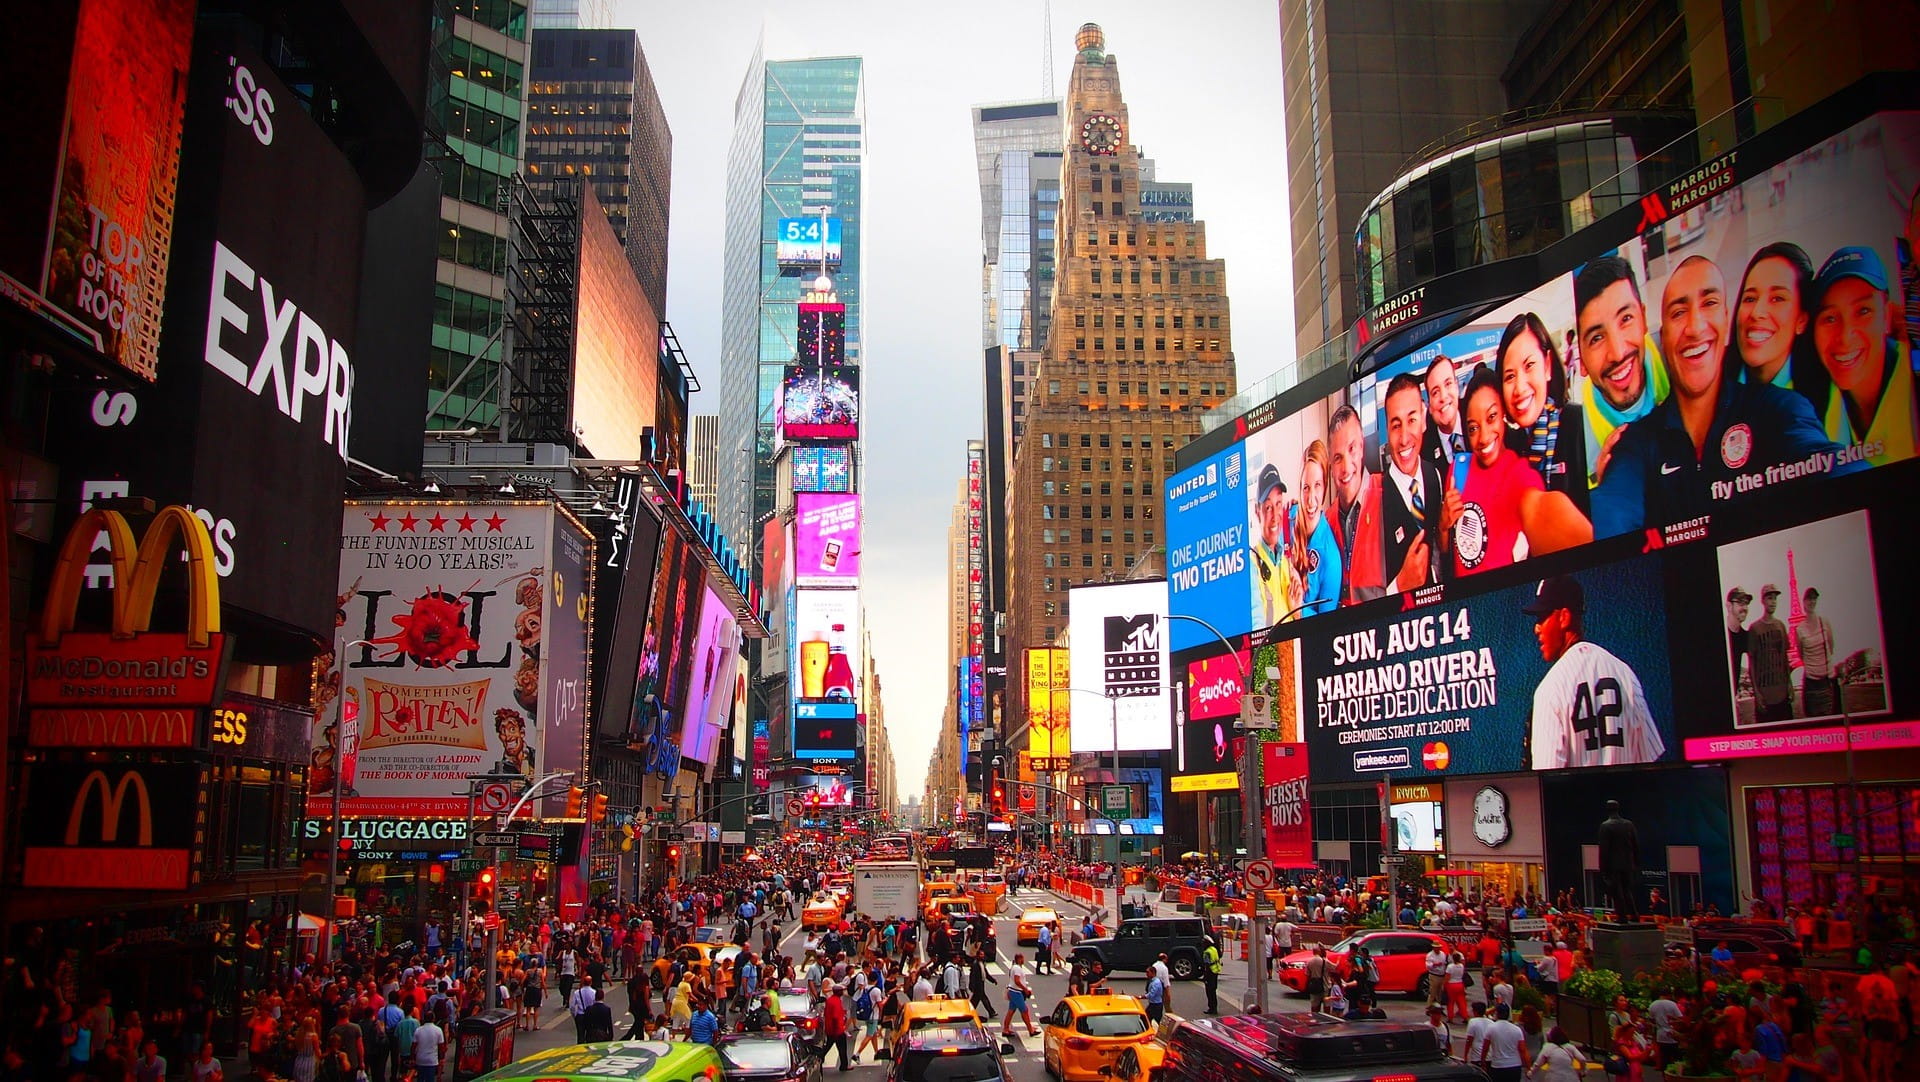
[25,505,227,749]
[20,762,203,890]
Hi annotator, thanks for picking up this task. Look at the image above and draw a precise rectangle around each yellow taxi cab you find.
[890,995,982,1055]
[921,880,963,908]
[926,897,978,923]
[669,941,743,977]
[1016,906,1062,945]
[801,893,844,930]
[1040,995,1163,1082]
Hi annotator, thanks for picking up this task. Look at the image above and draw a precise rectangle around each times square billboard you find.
[1168,102,1920,783]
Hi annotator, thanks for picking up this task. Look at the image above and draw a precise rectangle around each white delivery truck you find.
[851,859,923,921]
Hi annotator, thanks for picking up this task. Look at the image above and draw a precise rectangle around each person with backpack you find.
[852,979,884,1061]
[939,957,965,999]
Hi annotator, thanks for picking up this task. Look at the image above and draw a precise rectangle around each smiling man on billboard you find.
[1590,255,1859,537]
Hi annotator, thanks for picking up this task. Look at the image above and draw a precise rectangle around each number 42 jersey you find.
[1530,640,1666,769]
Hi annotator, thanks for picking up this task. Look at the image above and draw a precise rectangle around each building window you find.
[1101,505,1112,519]
[1075,314,1086,328]
[1123,505,1135,519]
[1080,434,1092,447]
[1103,552,1115,568]
[1101,530,1114,543]
[1096,381,1108,394]
[1081,553,1094,567]
[1081,529,1094,544]
[1049,380,1061,394]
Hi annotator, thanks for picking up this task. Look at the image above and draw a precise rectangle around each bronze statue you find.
[1596,799,1640,921]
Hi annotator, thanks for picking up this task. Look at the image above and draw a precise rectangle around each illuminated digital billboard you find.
[779,363,860,442]
[776,216,843,273]
[1067,580,1173,753]
[791,446,854,492]
[572,184,660,462]
[794,493,861,586]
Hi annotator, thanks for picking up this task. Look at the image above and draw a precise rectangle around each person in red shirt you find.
[1440,366,1591,578]
[820,982,853,1071]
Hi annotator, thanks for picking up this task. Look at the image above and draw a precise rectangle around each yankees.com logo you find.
[1453,501,1489,569]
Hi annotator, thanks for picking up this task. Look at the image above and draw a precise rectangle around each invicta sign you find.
[26,506,228,748]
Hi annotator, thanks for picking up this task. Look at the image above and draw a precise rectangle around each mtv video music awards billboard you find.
[1276,553,1676,782]
[795,493,861,586]
[326,503,591,817]
[1068,580,1173,753]
[780,363,860,442]
[1170,109,1920,643]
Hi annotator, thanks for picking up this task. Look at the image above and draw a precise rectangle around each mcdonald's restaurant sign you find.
[25,506,228,750]
[21,762,203,891]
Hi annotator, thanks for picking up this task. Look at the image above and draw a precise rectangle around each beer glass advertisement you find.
[1282,552,1676,782]
[794,492,862,586]
[321,503,585,817]
[791,589,862,709]
[1695,508,1894,759]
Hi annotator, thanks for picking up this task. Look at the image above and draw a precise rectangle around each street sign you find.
[472,832,517,849]
[498,884,523,911]
[1381,854,1413,866]
[451,858,488,875]
[1509,918,1549,934]
[786,798,804,816]
[1832,832,1855,848]
[484,913,500,931]
[1100,785,1132,817]
[1486,905,1508,922]
[478,782,512,814]
[1244,859,1277,890]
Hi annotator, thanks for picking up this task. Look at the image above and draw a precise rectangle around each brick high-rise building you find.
[1005,24,1237,728]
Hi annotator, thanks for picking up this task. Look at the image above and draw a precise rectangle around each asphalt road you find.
[508,886,1437,1080]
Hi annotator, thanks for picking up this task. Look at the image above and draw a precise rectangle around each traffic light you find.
[667,845,682,863]
[475,868,495,906]
[564,785,586,818]
[991,784,1007,816]
[590,792,610,823]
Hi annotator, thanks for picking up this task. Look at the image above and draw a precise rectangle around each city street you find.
[506,886,1435,1078]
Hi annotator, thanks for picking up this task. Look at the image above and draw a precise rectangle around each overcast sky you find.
[613,0,1292,799]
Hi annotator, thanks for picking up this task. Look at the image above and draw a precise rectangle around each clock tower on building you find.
[1004,24,1238,775]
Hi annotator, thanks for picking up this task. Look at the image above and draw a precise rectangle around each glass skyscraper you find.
[719,50,866,550]
[971,101,1061,352]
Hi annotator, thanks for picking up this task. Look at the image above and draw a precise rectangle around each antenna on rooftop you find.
[1042,0,1054,97]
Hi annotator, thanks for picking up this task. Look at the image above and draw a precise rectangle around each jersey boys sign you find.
[1282,552,1676,781]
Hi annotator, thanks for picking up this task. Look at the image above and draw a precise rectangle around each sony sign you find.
[203,240,353,459]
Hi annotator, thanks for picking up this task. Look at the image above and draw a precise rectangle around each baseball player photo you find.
[1525,575,1667,769]
[1715,509,1890,728]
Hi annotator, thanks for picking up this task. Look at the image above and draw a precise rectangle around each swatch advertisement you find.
[1281,553,1676,782]
[1176,648,1247,791]
[794,493,861,586]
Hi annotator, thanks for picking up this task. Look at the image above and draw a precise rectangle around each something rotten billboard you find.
[321,502,593,817]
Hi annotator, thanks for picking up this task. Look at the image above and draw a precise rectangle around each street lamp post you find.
[321,638,372,966]
[1162,612,1268,1014]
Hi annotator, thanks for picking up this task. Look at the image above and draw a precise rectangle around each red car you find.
[1276,931,1452,998]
